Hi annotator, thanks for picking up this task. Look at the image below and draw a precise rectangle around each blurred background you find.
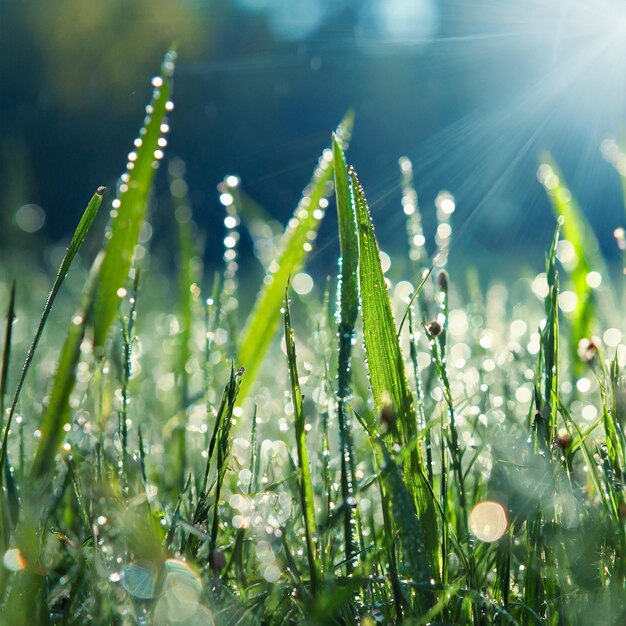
[1,0,626,283]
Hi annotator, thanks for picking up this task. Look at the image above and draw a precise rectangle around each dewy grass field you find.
[1,50,625,626]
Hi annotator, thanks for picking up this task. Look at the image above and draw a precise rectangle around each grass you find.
[1,51,625,625]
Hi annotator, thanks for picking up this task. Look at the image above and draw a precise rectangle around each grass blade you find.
[92,49,176,349]
[119,270,140,490]
[0,281,16,430]
[350,167,438,575]
[538,156,606,372]
[332,133,360,572]
[333,133,359,335]
[167,160,197,490]
[0,187,104,473]
[374,437,433,610]
[0,282,16,566]
[350,167,413,437]
[396,263,435,337]
[284,288,319,595]
[237,112,354,400]
[170,159,197,408]
[0,191,104,624]
[535,218,562,452]
[218,175,242,353]
[30,252,103,481]
[209,366,241,557]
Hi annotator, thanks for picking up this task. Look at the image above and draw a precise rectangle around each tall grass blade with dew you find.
[92,49,176,350]
[332,132,360,574]
[237,111,354,400]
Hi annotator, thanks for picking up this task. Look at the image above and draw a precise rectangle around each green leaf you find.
[92,49,176,349]
[236,112,354,400]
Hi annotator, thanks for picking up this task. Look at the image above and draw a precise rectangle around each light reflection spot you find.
[469,501,508,542]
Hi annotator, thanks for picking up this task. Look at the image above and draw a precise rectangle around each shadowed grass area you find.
[0,51,625,626]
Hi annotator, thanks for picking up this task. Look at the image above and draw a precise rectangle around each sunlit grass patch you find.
[0,51,625,626]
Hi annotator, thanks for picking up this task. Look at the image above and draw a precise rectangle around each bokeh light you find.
[15,204,45,233]
[2,549,26,572]
[469,501,509,542]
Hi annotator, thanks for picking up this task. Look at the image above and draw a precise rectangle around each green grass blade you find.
[30,252,104,481]
[0,187,104,473]
[218,175,242,353]
[332,133,360,572]
[350,168,413,434]
[350,167,438,574]
[397,263,435,337]
[236,112,354,400]
[167,162,196,492]
[170,161,196,408]
[119,270,140,489]
[535,218,562,452]
[400,156,432,327]
[538,156,607,371]
[209,366,241,556]
[408,307,432,485]
[374,438,433,603]
[377,477,406,622]
[93,50,176,349]
[0,281,16,430]
[333,133,358,334]
[0,282,15,574]
[284,288,319,595]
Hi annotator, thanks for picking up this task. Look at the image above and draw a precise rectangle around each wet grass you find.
[0,51,625,625]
